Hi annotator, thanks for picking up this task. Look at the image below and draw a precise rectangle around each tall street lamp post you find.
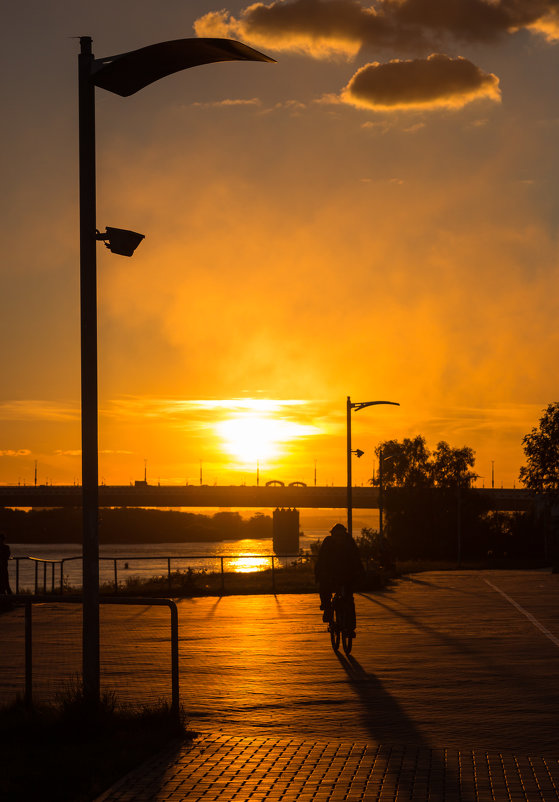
[346,397,399,536]
[78,35,274,703]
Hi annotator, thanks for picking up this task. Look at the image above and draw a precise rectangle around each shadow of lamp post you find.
[346,397,399,536]
[78,35,274,702]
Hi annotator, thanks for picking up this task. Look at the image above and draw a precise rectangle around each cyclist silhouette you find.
[314,523,364,634]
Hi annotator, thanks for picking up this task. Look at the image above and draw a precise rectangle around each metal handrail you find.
[15,595,180,720]
[11,551,305,595]
[11,556,63,594]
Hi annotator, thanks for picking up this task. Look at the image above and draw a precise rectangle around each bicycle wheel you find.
[342,630,353,655]
[329,600,341,651]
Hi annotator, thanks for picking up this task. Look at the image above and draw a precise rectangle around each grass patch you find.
[91,561,388,598]
[0,685,191,802]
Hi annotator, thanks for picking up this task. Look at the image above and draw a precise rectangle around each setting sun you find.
[216,414,311,464]
[211,401,322,467]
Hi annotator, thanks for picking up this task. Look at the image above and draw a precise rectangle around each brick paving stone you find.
[95,733,559,802]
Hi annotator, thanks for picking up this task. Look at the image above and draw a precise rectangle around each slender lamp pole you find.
[346,397,399,536]
[79,36,100,702]
[379,447,384,540]
[77,35,274,704]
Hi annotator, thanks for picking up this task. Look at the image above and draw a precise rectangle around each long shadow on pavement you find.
[335,651,475,801]
[358,589,550,695]
[335,649,425,746]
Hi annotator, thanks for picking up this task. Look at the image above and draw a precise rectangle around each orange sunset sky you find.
[1,0,558,490]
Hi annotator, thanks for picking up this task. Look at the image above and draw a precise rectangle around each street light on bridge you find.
[346,396,399,536]
[78,35,274,703]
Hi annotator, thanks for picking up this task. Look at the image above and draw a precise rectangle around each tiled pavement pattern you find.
[97,732,559,802]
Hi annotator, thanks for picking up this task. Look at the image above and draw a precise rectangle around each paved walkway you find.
[3,571,559,799]
[96,731,559,801]
[93,572,559,801]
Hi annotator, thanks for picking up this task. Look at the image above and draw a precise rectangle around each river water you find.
[7,510,380,592]
[7,531,325,592]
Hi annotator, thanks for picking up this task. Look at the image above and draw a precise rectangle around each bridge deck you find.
[0,485,534,511]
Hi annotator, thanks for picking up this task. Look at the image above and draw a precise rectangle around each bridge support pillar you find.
[273,508,299,554]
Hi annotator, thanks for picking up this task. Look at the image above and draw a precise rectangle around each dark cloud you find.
[390,0,559,42]
[341,54,500,109]
[194,0,559,58]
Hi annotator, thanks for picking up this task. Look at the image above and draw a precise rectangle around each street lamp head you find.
[354,449,365,458]
[91,38,276,97]
[351,400,400,412]
[96,227,145,257]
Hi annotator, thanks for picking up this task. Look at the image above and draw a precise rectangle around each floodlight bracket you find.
[96,227,145,257]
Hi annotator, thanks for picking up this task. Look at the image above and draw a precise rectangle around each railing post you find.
[25,600,32,709]
[60,559,65,594]
[169,601,180,724]
[271,555,276,593]
[16,558,20,594]
[34,561,38,595]
[168,558,172,594]
[114,559,118,594]
[51,563,55,593]
[220,557,224,595]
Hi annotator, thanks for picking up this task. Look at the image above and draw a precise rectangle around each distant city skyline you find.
[2,1,558,491]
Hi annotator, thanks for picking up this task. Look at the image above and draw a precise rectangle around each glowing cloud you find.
[340,54,501,110]
[0,449,31,457]
[528,11,559,41]
[194,0,559,58]
[194,1,383,59]
[0,401,79,422]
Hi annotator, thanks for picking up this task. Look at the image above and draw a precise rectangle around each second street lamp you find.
[346,396,399,536]
[378,448,396,540]
[78,35,274,703]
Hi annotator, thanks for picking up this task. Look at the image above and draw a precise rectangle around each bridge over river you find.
[0,484,534,511]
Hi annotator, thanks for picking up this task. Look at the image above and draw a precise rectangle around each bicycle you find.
[327,585,355,655]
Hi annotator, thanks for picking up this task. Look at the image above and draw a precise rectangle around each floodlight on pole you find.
[78,35,274,704]
[96,227,145,257]
[346,396,399,536]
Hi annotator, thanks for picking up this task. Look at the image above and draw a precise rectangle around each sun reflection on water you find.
[225,556,272,573]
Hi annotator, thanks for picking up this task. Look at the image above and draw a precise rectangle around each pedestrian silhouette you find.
[0,533,13,595]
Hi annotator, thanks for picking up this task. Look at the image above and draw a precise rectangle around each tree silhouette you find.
[366,436,499,560]
[431,441,476,487]
[371,437,476,488]
[519,402,559,492]
[371,436,431,487]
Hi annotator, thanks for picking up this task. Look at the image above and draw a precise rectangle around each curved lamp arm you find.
[91,37,275,97]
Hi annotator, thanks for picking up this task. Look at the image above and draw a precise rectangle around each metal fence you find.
[10,552,306,595]
[2,595,179,718]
